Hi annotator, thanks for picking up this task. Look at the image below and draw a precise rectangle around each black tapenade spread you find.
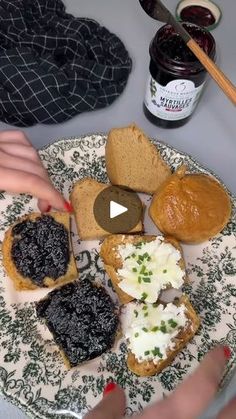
[11,215,69,286]
[36,280,119,367]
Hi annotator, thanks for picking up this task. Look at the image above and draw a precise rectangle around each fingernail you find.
[64,200,73,213]
[223,346,231,360]
[46,205,51,212]
[103,382,117,397]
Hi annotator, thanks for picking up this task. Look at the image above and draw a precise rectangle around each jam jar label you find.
[144,76,205,121]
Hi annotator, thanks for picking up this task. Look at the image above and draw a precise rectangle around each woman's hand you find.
[0,130,68,212]
[84,346,235,419]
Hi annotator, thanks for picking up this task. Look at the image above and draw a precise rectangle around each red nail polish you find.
[46,205,51,212]
[103,382,117,396]
[64,201,73,213]
[223,346,231,360]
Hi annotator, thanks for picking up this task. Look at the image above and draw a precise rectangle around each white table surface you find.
[0,0,235,418]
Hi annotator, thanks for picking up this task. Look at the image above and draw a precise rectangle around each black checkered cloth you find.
[0,0,132,127]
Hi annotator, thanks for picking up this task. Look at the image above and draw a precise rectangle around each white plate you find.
[0,134,236,418]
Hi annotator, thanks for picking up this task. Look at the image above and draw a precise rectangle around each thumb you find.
[84,382,126,419]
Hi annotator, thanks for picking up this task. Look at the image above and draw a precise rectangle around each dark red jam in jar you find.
[180,6,216,27]
[144,22,216,128]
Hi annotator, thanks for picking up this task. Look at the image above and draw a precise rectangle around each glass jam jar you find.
[143,22,216,128]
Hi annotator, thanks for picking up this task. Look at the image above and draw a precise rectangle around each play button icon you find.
[93,185,143,234]
[110,201,128,219]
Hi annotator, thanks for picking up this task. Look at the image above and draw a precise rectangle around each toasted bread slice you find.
[105,124,171,194]
[70,178,143,240]
[126,295,200,376]
[100,234,186,304]
[2,212,77,290]
[36,280,119,368]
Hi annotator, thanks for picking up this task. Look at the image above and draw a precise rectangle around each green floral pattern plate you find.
[0,134,236,419]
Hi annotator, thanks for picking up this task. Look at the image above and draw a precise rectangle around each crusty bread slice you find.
[105,124,171,194]
[70,178,143,240]
[2,212,77,290]
[126,295,200,376]
[100,234,186,304]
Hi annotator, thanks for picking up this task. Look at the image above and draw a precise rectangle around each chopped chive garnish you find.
[151,326,159,332]
[143,272,149,276]
[143,277,151,283]
[153,302,158,308]
[168,319,178,328]
[142,305,148,311]
[137,259,142,265]
[142,327,148,332]
[143,252,149,259]
[134,310,138,318]
[131,253,136,258]
[163,269,167,274]
[152,347,163,358]
[147,256,151,261]
[138,276,142,284]
[140,265,146,275]
[132,267,137,272]
[134,332,139,338]
[144,312,148,317]
[160,325,167,333]
[149,271,153,275]
[125,256,130,260]
[141,292,148,301]
[144,350,150,356]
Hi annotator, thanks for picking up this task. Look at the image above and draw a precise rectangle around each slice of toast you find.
[36,280,119,369]
[105,124,171,194]
[70,178,143,240]
[2,212,77,290]
[126,295,200,376]
[100,234,186,304]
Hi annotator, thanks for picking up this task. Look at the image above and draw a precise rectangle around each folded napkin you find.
[0,0,132,126]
